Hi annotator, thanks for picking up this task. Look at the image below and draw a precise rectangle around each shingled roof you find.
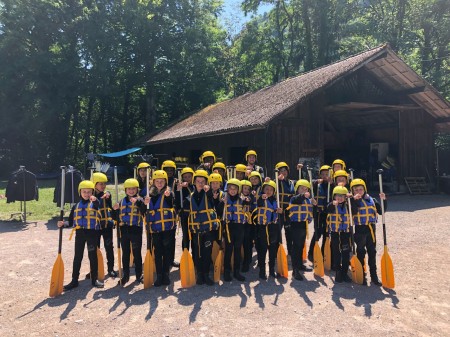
[145,44,450,144]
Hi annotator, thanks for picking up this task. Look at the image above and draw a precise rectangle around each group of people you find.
[58,150,387,291]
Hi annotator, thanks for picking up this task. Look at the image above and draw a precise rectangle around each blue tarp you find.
[98,147,141,158]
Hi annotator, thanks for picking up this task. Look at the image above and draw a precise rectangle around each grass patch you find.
[0,180,126,222]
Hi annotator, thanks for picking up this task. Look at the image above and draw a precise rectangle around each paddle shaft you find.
[146,168,151,250]
[58,166,66,254]
[307,166,314,199]
[377,170,388,246]
[275,169,280,207]
[347,197,357,255]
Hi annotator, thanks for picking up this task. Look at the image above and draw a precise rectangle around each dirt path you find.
[0,195,449,336]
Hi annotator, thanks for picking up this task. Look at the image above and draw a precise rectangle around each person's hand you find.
[278,174,285,180]
[379,192,386,200]
[203,185,210,192]
[57,220,64,228]
[101,192,110,199]
[164,187,170,197]
[276,207,283,214]
[346,193,352,198]
[130,197,137,203]
[264,177,270,182]
[296,164,303,170]
[311,198,318,206]
[144,196,150,205]
[90,195,97,202]
[251,190,256,196]
[245,169,251,177]
[332,200,338,206]
[304,192,311,199]
[113,202,119,210]
[262,194,268,200]
[353,193,362,200]
[317,179,323,184]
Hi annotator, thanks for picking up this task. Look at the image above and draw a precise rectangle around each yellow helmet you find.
[208,173,223,184]
[262,180,277,193]
[193,169,209,182]
[333,185,349,197]
[332,159,346,171]
[334,170,348,180]
[227,178,241,192]
[137,162,150,170]
[152,170,168,183]
[235,164,247,173]
[240,179,252,189]
[275,161,289,171]
[319,165,331,172]
[78,180,95,193]
[92,172,107,184]
[161,160,176,170]
[199,150,216,163]
[350,178,367,192]
[212,162,226,171]
[248,171,262,183]
[123,178,139,189]
[245,150,257,161]
[294,179,311,192]
[181,167,195,176]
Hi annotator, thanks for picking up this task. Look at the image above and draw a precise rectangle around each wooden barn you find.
[140,44,450,191]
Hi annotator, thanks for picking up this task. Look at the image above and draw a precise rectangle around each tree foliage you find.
[0,0,449,176]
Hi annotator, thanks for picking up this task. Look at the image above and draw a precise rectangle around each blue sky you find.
[219,0,273,35]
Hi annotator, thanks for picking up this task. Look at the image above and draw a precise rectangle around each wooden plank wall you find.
[398,109,435,178]
[266,95,324,176]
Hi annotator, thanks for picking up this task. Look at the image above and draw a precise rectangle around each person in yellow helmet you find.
[197,151,216,174]
[57,180,104,290]
[112,178,147,286]
[245,150,265,178]
[307,165,334,263]
[221,178,250,282]
[326,186,356,283]
[143,170,176,287]
[287,179,316,280]
[349,178,386,286]
[161,160,179,268]
[91,172,116,278]
[186,170,220,285]
[274,162,296,257]
[176,167,195,252]
[255,180,283,279]
[136,162,151,197]
[240,179,255,273]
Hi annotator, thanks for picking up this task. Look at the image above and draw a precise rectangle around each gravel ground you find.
[0,194,449,336]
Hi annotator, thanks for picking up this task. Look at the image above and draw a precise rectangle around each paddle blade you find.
[211,241,220,265]
[97,248,105,282]
[49,254,64,297]
[302,241,307,261]
[143,249,154,289]
[180,249,196,288]
[350,256,364,285]
[130,244,134,266]
[214,250,223,283]
[381,245,395,289]
[276,244,288,278]
[313,242,324,277]
[324,237,331,271]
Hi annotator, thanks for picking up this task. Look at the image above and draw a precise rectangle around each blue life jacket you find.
[188,192,219,232]
[316,183,330,212]
[326,203,350,232]
[224,195,247,224]
[353,197,377,226]
[119,197,143,227]
[97,194,113,228]
[256,198,278,225]
[287,198,313,223]
[146,194,176,233]
[73,201,100,230]
[279,179,295,209]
